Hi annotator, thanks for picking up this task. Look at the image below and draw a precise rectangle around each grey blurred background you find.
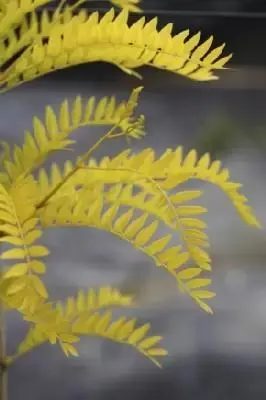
[3,1,266,399]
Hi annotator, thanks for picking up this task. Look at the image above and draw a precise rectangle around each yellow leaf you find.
[0,236,23,246]
[72,315,91,333]
[134,220,158,247]
[124,213,148,239]
[3,263,28,278]
[170,190,202,204]
[101,204,119,227]
[191,290,216,299]
[87,200,103,225]
[168,252,190,270]
[66,297,75,317]
[29,260,46,274]
[47,332,58,345]
[84,97,95,122]
[190,246,211,264]
[95,311,112,333]
[105,96,116,118]
[24,230,43,245]
[147,348,168,356]
[106,317,127,337]
[98,287,110,306]
[157,246,182,264]
[113,208,134,232]
[28,246,50,257]
[145,235,172,256]
[128,324,150,345]
[22,218,39,233]
[203,44,225,64]
[72,96,82,127]
[177,268,202,280]
[59,334,80,344]
[61,342,79,357]
[185,31,201,52]
[6,277,27,295]
[139,336,163,350]
[45,106,58,136]
[180,218,207,229]
[33,117,47,147]
[0,201,13,215]
[0,224,19,236]
[1,248,25,260]
[59,100,70,132]
[185,229,208,240]
[86,313,100,331]
[183,149,197,168]
[218,168,230,181]
[0,210,16,224]
[95,97,108,120]
[30,276,48,298]
[196,299,213,314]
[116,319,136,341]
[212,54,233,69]
[191,36,213,61]
[178,206,207,216]
[87,289,97,309]
[186,279,211,289]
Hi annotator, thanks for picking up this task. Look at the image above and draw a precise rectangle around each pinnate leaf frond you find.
[24,305,166,366]
[77,146,261,229]
[0,0,258,372]
[35,145,261,312]
[17,308,167,367]
[36,145,261,269]
[39,193,214,313]
[1,87,144,186]
[37,159,211,271]
[71,311,167,367]
[0,8,231,91]
[0,0,142,70]
[0,177,49,313]
[36,159,201,228]
[10,285,166,367]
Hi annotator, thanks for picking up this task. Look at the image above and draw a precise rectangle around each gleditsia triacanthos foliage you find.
[0,0,234,91]
[0,0,261,380]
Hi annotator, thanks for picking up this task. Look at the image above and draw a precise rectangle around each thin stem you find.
[36,124,119,209]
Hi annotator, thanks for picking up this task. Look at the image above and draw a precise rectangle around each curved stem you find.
[36,124,119,209]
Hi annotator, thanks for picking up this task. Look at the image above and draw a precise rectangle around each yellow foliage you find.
[10,286,164,367]
[0,177,49,314]
[39,188,213,313]
[0,6,231,91]
[0,87,144,185]
[0,0,262,385]
[35,145,261,308]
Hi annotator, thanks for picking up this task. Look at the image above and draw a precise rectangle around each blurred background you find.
[3,0,266,399]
